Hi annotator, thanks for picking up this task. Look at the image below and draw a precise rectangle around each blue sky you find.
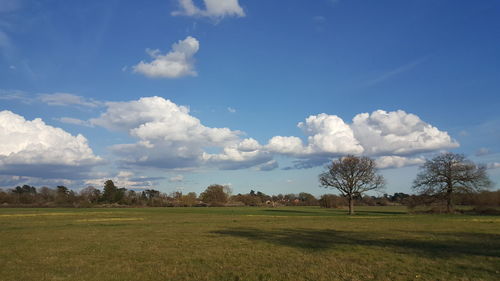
[1,0,499,196]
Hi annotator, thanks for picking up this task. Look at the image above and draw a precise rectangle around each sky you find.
[1,0,499,196]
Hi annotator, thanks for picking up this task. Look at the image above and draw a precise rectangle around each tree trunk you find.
[446,186,453,213]
[348,195,354,215]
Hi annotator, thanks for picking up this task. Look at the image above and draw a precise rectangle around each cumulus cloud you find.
[0,111,102,179]
[299,114,364,155]
[266,110,457,169]
[267,136,306,155]
[267,113,364,157]
[172,0,245,19]
[90,96,270,170]
[89,100,458,171]
[351,110,458,156]
[133,36,199,79]
[38,93,102,108]
[91,96,239,145]
[202,138,272,170]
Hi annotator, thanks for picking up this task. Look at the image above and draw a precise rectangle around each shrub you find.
[200,184,229,206]
[319,194,346,208]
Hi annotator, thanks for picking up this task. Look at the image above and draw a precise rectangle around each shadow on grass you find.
[212,228,500,258]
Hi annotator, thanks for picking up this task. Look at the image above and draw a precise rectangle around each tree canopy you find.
[319,155,385,215]
[412,152,492,212]
[200,184,229,206]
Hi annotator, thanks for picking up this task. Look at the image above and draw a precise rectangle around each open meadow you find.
[0,206,499,281]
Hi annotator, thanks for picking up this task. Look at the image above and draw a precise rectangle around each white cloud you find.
[0,110,102,178]
[227,107,236,113]
[267,136,306,155]
[38,93,102,108]
[299,114,364,155]
[133,36,199,79]
[91,97,270,170]
[202,138,272,170]
[91,96,240,145]
[237,138,260,152]
[172,0,245,19]
[88,99,458,171]
[375,156,425,169]
[351,110,458,156]
[267,113,363,157]
[267,110,458,169]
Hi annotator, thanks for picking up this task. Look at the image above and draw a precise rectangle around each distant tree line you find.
[318,191,500,210]
[1,180,498,210]
[0,182,319,208]
[0,180,200,208]
[1,153,497,213]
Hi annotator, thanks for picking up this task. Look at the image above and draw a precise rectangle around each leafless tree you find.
[319,155,385,215]
[413,152,492,213]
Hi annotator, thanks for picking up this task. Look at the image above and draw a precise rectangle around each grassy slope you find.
[0,206,499,281]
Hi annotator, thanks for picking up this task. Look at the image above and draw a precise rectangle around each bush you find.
[319,194,346,208]
[200,184,229,206]
[472,191,500,207]
[232,194,262,206]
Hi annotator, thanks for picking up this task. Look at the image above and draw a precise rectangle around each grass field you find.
[0,206,499,281]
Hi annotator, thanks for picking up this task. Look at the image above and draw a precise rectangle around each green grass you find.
[0,206,499,281]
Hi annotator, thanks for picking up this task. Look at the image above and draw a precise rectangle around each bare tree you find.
[319,155,385,215]
[412,152,492,213]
